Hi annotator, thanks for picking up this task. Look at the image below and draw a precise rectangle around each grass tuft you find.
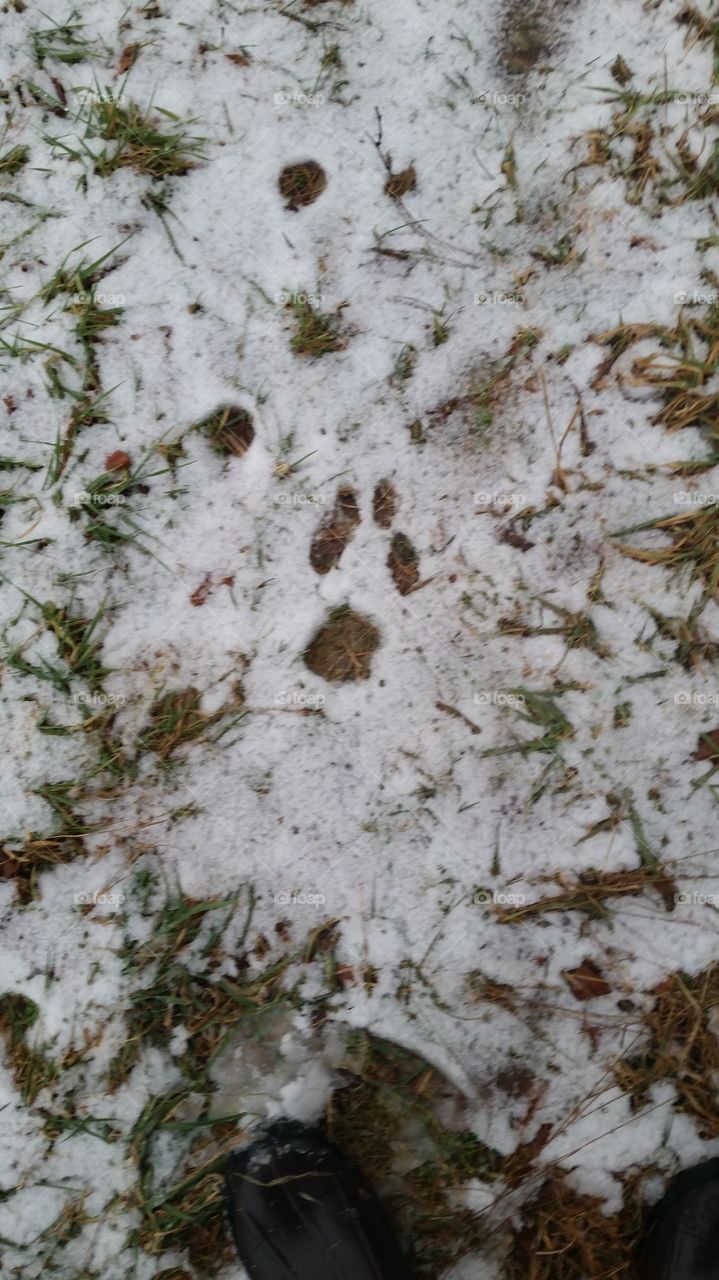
[0,145,30,175]
[615,963,719,1135]
[613,504,719,600]
[82,98,206,178]
[0,994,59,1102]
[506,1171,644,1280]
[289,296,347,357]
[137,686,245,762]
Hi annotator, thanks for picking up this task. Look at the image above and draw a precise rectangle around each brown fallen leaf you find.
[0,850,18,879]
[118,43,140,74]
[105,450,131,471]
[226,51,252,66]
[190,574,213,607]
[563,959,612,1001]
[693,728,719,762]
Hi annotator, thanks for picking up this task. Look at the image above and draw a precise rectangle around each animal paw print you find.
[307,478,420,595]
[302,479,421,683]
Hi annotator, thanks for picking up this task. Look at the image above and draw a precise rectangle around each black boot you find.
[225,1117,414,1279]
[637,1159,719,1279]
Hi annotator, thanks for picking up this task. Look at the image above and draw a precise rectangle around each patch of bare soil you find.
[387,531,420,595]
[498,0,576,74]
[372,478,398,528]
[309,486,361,574]
[195,405,255,457]
[384,164,416,200]
[278,160,327,210]
[303,606,380,681]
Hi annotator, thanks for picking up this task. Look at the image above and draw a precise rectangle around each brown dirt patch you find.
[309,486,361,574]
[495,1063,536,1098]
[195,405,255,457]
[388,531,420,595]
[384,164,416,199]
[372,478,398,528]
[498,0,575,75]
[303,606,380,681]
[279,160,327,210]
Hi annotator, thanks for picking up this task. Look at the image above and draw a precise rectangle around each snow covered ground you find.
[1,0,719,1276]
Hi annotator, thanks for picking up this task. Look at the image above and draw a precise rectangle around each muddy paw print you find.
[308,478,421,595]
[302,479,422,684]
[371,479,420,596]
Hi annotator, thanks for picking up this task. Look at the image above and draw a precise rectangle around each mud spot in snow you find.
[309,486,361,574]
[303,607,380,681]
[372,478,398,528]
[499,0,577,74]
[195,404,255,457]
[387,532,420,595]
[278,160,327,210]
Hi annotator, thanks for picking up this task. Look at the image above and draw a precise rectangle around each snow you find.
[1,0,719,1276]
